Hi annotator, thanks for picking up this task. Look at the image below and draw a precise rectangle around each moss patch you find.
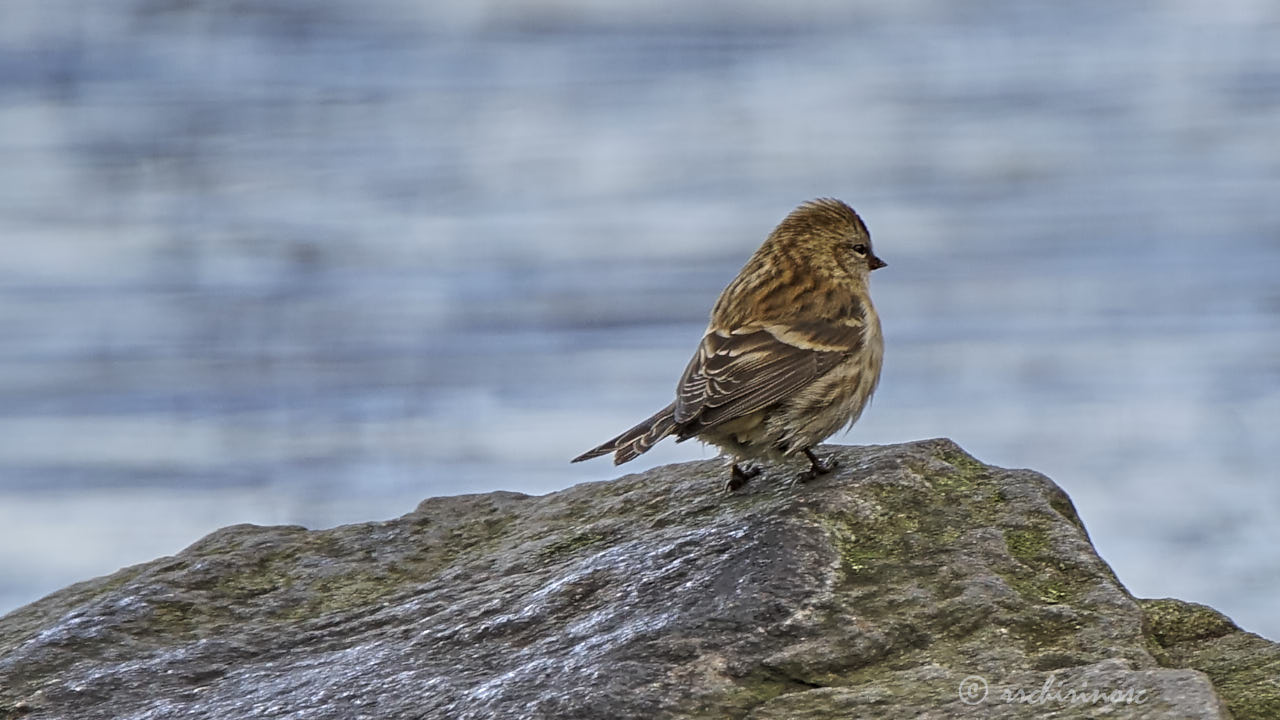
[1141,598,1280,720]
[1142,598,1238,646]
[1004,527,1050,563]
[713,668,823,720]
[538,529,611,561]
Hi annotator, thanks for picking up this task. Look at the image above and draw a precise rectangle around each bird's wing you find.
[673,319,865,434]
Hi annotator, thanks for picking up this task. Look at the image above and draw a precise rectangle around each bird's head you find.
[770,198,886,277]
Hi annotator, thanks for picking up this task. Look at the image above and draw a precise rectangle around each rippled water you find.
[1,1,1278,639]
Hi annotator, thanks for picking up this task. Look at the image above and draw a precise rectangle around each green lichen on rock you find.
[0,439,1271,720]
[537,528,612,561]
[1140,597,1280,720]
[1004,526,1050,561]
[1142,597,1239,646]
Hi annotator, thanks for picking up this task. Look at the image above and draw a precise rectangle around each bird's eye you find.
[851,243,868,255]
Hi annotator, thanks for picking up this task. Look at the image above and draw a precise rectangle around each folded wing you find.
[673,318,866,437]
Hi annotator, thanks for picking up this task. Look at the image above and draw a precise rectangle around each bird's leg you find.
[795,447,838,484]
[804,447,837,474]
[724,463,761,493]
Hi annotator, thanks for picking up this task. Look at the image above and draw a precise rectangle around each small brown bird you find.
[572,198,886,490]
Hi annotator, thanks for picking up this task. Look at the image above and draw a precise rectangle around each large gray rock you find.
[1,439,1275,719]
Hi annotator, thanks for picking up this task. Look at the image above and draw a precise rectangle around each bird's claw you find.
[724,463,761,493]
[794,448,838,484]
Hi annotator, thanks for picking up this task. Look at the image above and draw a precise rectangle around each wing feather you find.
[673,319,865,437]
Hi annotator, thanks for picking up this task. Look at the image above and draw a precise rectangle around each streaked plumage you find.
[573,198,886,489]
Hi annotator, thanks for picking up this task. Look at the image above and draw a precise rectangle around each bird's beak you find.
[869,254,887,270]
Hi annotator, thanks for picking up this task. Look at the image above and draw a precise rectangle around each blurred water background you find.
[1,0,1278,639]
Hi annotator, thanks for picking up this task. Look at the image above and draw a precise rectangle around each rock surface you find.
[1,439,1276,720]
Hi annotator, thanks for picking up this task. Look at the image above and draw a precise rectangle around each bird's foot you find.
[724,463,762,493]
[794,448,838,485]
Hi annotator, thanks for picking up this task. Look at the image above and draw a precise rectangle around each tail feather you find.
[572,403,678,465]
